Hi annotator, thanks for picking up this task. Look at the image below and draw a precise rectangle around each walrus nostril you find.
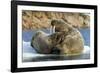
[51,47,60,54]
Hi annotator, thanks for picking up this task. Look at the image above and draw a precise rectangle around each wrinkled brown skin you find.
[50,19,84,55]
[31,31,53,54]
[31,19,84,55]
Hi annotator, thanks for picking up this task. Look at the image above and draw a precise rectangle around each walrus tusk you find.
[50,25,55,34]
[52,26,55,33]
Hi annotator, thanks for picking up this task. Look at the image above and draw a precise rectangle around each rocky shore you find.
[22,10,90,30]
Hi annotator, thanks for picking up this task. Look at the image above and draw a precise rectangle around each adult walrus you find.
[31,19,84,56]
[50,19,84,56]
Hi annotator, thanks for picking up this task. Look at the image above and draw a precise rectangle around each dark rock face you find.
[31,19,84,56]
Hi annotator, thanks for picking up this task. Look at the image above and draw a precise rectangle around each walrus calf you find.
[31,19,84,56]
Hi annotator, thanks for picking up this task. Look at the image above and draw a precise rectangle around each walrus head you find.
[51,19,71,32]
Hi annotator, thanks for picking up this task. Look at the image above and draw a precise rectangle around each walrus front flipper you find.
[51,47,60,55]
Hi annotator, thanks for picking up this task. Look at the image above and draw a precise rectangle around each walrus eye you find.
[51,47,60,54]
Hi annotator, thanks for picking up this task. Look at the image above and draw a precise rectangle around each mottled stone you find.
[22,11,90,30]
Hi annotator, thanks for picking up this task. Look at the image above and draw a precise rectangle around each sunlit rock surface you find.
[22,11,90,30]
